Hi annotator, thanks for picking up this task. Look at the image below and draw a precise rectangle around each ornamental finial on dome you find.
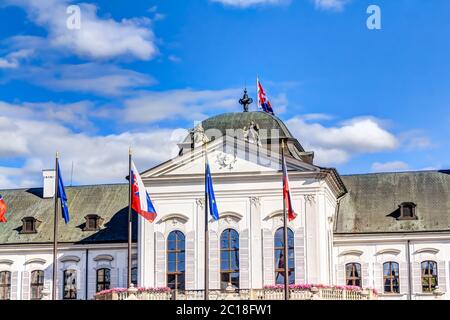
[239,88,253,112]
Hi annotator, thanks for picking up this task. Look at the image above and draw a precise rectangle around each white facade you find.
[0,122,449,300]
[0,244,136,300]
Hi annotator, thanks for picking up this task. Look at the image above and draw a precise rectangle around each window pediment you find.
[414,248,439,255]
[339,250,364,257]
[24,258,46,265]
[0,259,14,266]
[219,212,243,221]
[93,254,114,262]
[60,255,81,263]
[159,213,189,224]
[376,249,401,256]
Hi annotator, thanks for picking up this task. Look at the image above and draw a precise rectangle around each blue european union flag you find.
[205,163,219,220]
[57,162,70,224]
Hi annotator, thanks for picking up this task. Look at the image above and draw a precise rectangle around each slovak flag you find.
[131,160,157,222]
[282,148,297,221]
[257,78,275,115]
[0,194,7,223]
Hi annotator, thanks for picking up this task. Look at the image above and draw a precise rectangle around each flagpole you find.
[127,147,133,288]
[204,142,209,301]
[52,152,59,300]
[282,141,289,300]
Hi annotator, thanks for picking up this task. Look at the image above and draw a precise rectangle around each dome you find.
[179,111,314,164]
[200,111,295,140]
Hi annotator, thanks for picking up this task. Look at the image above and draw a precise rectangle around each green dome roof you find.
[200,111,295,140]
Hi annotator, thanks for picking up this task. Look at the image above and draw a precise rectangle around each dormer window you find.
[83,214,103,231]
[20,217,40,234]
[398,202,417,220]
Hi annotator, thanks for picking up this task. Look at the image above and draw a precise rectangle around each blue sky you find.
[0,0,449,188]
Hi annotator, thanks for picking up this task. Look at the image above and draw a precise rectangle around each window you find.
[421,261,438,292]
[30,270,44,300]
[63,269,77,300]
[83,214,103,231]
[131,267,137,287]
[20,217,40,234]
[274,227,295,285]
[383,262,400,293]
[0,271,11,300]
[345,263,362,287]
[96,268,110,293]
[220,229,239,289]
[167,231,185,290]
[398,202,417,220]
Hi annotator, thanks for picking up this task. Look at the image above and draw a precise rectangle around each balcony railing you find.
[95,284,378,300]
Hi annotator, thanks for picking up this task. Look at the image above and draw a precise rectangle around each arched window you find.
[167,231,185,290]
[274,227,295,285]
[383,262,399,293]
[30,270,44,300]
[345,263,361,287]
[0,271,11,300]
[131,267,138,287]
[96,268,110,293]
[63,269,77,300]
[220,229,239,289]
[421,261,438,292]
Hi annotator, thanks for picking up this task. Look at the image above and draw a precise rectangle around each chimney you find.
[42,169,56,198]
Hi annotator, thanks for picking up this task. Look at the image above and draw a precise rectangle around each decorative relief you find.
[304,194,316,203]
[191,123,210,147]
[249,196,261,208]
[243,121,262,147]
[196,198,204,209]
[216,152,237,170]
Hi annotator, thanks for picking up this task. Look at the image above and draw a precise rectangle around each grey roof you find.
[0,184,137,245]
[335,170,450,234]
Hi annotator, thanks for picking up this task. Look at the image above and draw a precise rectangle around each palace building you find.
[0,109,449,300]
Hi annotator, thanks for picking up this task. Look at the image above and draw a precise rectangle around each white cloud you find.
[286,116,398,165]
[0,49,34,69]
[5,0,157,60]
[0,100,184,188]
[122,88,242,124]
[5,63,155,96]
[313,0,350,11]
[371,161,409,172]
[210,0,290,8]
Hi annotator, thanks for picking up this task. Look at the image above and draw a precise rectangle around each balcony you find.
[94,284,378,300]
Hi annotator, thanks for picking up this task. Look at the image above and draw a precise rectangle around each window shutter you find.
[55,270,61,300]
[87,268,96,299]
[21,271,30,300]
[239,229,250,289]
[185,231,196,290]
[262,228,274,286]
[44,268,52,299]
[438,261,447,292]
[412,262,422,294]
[362,263,370,288]
[77,268,83,299]
[399,262,409,294]
[10,271,18,300]
[209,230,220,290]
[336,264,345,285]
[122,268,127,289]
[294,227,306,284]
[373,263,383,293]
[110,268,118,289]
[155,232,166,287]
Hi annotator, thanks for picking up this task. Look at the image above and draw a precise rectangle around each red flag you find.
[0,195,7,223]
[282,149,297,221]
